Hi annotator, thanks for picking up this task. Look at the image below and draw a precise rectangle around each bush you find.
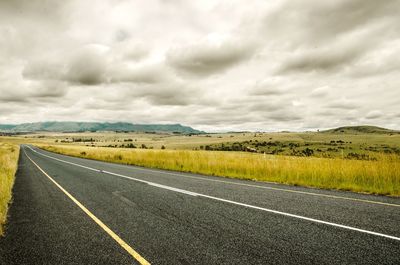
[302,148,314,157]
[126,143,136,148]
[346,152,376,161]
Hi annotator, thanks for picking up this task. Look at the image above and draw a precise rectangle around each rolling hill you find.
[321,125,399,134]
[0,122,205,134]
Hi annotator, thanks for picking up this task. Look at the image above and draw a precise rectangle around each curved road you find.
[1,145,399,264]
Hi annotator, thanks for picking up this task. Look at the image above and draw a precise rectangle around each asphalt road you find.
[1,145,399,264]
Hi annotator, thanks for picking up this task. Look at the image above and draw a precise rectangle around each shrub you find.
[302,148,314,157]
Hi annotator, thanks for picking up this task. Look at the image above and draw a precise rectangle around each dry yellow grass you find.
[0,142,20,236]
[38,144,400,196]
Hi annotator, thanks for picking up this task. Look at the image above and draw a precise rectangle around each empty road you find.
[1,145,399,264]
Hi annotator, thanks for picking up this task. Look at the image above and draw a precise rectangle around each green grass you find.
[0,142,20,236]
[204,132,400,159]
[38,144,400,196]
[322,125,399,134]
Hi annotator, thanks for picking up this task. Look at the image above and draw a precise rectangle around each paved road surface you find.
[1,145,399,264]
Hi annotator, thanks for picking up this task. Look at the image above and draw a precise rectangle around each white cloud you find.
[0,0,399,131]
[310,86,330,97]
[167,34,257,76]
[365,110,383,119]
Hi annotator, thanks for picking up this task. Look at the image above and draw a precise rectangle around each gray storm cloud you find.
[167,38,257,76]
[0,0,399,131]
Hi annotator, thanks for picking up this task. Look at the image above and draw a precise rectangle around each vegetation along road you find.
[0,145,399,264]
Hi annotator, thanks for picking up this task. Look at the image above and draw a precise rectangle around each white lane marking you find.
[27,146,197,197]
[199,194,400,241]
[26,146,400,242]
[28,146,101,172]
[28,146,400,208]
[118,166,400,207]
[104,170,198,196]
[23,148,151,265]
[148,182,199,196]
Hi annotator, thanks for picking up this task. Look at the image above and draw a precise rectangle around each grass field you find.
[37,144,400,196]
[10,129,400,160]
[2,127,399,199]
[0,142,20,236]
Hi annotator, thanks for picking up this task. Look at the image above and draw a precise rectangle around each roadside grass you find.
[37,144,400,196]
[0,142,20,236]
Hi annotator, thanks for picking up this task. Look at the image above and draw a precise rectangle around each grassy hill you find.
[0,122,204,134]
[321,125,399,134]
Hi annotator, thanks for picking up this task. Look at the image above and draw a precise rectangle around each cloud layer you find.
[1,0,400,131]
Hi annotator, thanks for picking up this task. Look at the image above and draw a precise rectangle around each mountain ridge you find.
[0,121,205,134]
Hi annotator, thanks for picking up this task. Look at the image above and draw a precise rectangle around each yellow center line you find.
[23,149,151,265]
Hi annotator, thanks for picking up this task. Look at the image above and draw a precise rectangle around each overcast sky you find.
[1,0,399,132]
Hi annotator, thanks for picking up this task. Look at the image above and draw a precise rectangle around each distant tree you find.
[161,145,166,149]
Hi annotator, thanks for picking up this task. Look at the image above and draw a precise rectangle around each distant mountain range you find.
[0,122,205,134]
[0,123,396,135]
[321,125,399,134]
